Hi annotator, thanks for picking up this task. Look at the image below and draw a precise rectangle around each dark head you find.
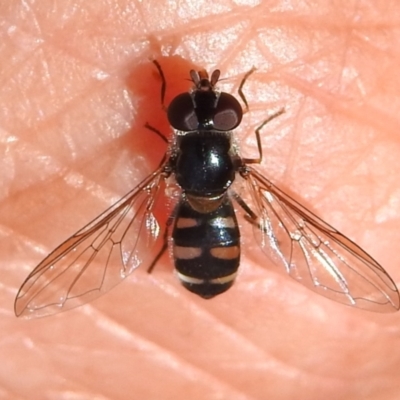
[167,69,243,132]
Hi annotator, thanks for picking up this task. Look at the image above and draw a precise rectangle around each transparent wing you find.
[242,167,399,312]
[15,168,168,318]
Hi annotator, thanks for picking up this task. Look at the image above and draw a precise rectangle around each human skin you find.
[1,1,400,399]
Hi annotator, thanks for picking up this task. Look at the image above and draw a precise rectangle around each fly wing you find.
[243,167,399,312]
[15,168,168,318]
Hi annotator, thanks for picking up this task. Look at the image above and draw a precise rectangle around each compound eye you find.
[167,93,198,131]
[213,93,243,131]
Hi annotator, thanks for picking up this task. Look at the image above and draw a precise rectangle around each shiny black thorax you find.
[175,131,235,196]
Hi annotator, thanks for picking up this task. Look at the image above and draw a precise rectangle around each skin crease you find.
[1,0,400,399]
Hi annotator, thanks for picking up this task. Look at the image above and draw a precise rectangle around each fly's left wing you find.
[15,168,167,318]
[243,167,399,312]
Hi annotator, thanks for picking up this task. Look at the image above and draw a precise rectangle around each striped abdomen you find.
[172,195,240,298]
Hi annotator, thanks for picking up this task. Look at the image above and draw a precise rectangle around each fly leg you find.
[230,189,258,224]
[242,109,285,165]
[238,67,256,114]
[152,59,167,111]
[144,60,170,144]
[237,68,285,164]
[147,208,176,273]
[144,123,169,144]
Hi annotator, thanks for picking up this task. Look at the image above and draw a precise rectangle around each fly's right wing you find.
[15,168,168,318]
[243,167,399,312]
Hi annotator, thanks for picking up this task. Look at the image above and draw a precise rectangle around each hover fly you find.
[15,61,399,318]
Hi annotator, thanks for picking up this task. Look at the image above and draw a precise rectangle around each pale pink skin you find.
[2,1,400,399]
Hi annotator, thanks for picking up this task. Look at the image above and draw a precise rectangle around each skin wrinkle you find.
[2,1,400,399]
[67,313,257,400]
[134,280,288,365]
[82,289,310,394]
[88,309,260,399]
